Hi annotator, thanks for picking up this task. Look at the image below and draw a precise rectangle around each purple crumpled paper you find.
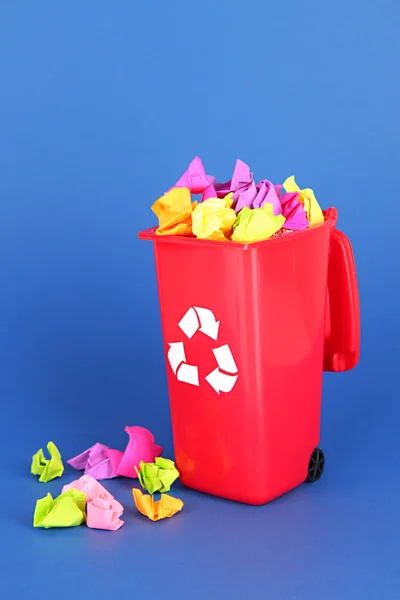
[213,160,283,215]
[214,159,252,204]
[67,426,163,480]
[67,443,121,480]
[251,180,282,215]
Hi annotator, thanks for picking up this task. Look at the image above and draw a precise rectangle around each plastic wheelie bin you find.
[139,207,360,505]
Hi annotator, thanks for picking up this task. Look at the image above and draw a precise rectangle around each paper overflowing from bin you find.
[232,205,286,243]
[152,187,196,236]
[283,176,324,227]
[67,426,162,480]
[279,191,309,231]
[173,156,211,195]
[150,157,324,243]
[31,441,64,482]
[192,194,236,240]
[132,488,184,521]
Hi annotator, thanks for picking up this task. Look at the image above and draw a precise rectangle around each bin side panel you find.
[251,223,333,502]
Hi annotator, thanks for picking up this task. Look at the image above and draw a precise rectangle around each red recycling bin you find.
[139,208,360,505]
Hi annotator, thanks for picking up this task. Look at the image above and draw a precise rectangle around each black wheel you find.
[306,448,325,483]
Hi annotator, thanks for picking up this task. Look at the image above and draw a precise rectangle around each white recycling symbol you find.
[167,307,239,394]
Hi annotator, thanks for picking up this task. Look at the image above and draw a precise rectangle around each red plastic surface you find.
[139,209,360,504]
[323,209,360,371]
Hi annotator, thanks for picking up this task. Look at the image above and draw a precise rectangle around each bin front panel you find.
[151,221,334,504]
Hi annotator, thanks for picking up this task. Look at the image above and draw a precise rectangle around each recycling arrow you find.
[167,342,186,375]
[205,345,238,394]
[167,343,199,386]
[176,363,199,386]
[212,344,238,374]
[205,369,238,394]
[178,306,220,341]
[194,307,220,341]
[168,308,238,394]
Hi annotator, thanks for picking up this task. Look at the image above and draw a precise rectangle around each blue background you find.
[1,1,399,598]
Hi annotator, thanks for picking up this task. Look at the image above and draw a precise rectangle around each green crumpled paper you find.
[31,441,64,482]
[136,457,180,494]
[33,489,87,528]
[231,204,286,243]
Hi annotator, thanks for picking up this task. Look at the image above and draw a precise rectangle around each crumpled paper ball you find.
[63,475,124,531]
[152,187,197,236]
[86,497,124,531]
[192,194,237,241]
[33,489,86,529]
[137,457,180,494]
[280,191,309,230]
[31,441,64,483]
[283,176,324,227]
[132,488,184,522]
[232,204,286,243]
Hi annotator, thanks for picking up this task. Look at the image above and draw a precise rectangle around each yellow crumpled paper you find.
[231,204,286,243]
[152,187,197,236]
[283,176,324,227]
[192,194,237,241]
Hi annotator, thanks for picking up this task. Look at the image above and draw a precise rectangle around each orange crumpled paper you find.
[152,187,197,236]
[132,488,184,521]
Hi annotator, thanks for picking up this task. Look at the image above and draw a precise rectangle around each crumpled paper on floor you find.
[67,442,121,480]
[136,457,180,494]
[63,475,124,531]
[67,426,162,480]
[132,488,184,521]
[86,497,124,531]
[31,441,64,482]
[113,426,162,478]
[62,474,123,510]
[33,489,86,528]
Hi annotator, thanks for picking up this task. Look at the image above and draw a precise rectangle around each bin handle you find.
[323,222,360,372]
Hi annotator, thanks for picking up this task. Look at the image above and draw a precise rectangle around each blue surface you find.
[0,1,399,598]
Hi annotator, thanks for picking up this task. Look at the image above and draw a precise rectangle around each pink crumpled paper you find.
[280,191,309,230]
[113,426,162,478]
[62,474,124,530]
[87,497,124,531]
